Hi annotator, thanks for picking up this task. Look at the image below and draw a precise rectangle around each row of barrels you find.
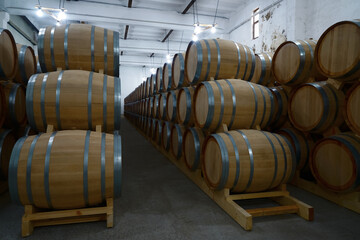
[125,78,360,136]
[126,112,360,193]
[125,20,360,104]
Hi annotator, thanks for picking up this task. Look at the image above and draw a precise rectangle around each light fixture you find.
[194,23,201,34]
[56,21,61,26]
[36,8,44,17]
[150,68,156,74]
[58,9,66,20]
[166,54,172,63]
[211,24,216,33]
[142,77,146,81]
[192,34,198,41]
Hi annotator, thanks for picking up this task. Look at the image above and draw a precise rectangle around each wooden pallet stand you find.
[21,125,114,237]
[132,121,314,230]
[291,171,360,214]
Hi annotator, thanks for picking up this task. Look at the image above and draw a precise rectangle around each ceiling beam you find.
[4,0,228,31]
[123,0,132,40]
[161,30,173,42]
[121,39,187,55]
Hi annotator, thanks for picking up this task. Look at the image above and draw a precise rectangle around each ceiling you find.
[2,0,244,67]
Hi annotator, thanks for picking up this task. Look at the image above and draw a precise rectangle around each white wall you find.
[228,0,360,53]
[120,65,151,114]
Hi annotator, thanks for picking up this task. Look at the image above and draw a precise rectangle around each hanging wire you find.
[179,30,184,52]
[213,0,220,25]
[192,4,196,25]
[59,0,61,9]
[195,1,199,24]
[38,0,41,5]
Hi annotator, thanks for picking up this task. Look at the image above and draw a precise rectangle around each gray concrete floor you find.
[1,117,360,239]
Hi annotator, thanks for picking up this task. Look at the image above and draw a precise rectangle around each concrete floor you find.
[1,117,360,239]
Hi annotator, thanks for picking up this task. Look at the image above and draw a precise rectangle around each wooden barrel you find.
[251,52,274,86]
[310,133,360,192]
[288,81,344,133]
[147,96,154,118]
[170,124,186,159]
[145,77,150,98]
[0,129,17,180]
[185,39,255,85]
[149,119,158,139]
[183,127,205,171]
[203,129,295,192]
[161,121,172,151]
[13,44,37,85]
[272,39,323,86]
[14,125,37,140]
[158,93,167,120]
[149,74,156,97]
[9,130,122,209]
[156,67,163,93]
[277,128,315,170]
[166,90,179,122]
[315,20,360,81]
[38,24,119,77]
[344,82,360,135]
[0,84,5,129]
[26,70,121,132]
[177,86,195,126]
[154,120,163,145]
[194,79,274,131]
[152,94,159,119]
[0,28,17,80]
[172,53,189,89]
[162,63,172,92]
[0,82,27,128]
[268,86,288,130]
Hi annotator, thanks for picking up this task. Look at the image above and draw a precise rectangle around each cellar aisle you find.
[0,117,360,240]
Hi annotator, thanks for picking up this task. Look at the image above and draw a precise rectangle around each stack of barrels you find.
[125,38,296,194]
[0,28,37,187]
[125,19,360,195]
[8,23,122,211]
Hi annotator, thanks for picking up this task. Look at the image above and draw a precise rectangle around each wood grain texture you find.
[344,82,360,135]
[177,86,196,126]
[315,20,360,81]
[288,81,344,133]
[10,130,120,209]
[310,133,360,192]
[28,70,121,132]
[183,127,205,171]
[202,129,294,193]
[38,24,119,77]
[13,44,36,85]
[251,52,274,86]
[0,29,17,80]
[185,39,255,84]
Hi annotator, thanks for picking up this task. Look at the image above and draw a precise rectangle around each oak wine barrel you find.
[268,86,288,130]
[154,120,163,146]
[172,53,189,89]
[272,39,324,86]
[158,93,167,120]
[149,74,156,97]
[13,44,37,85]
[183,127,206,171]
[166,90,179,122]
[251,52,274,86]
[194,79,274,131]
[38,24,119,77]
[161,121,172,151]
[310,133,360,192]
[9,130,122,209]
[185,39,255,84]
[152,94,159,119]
[0,82,27,128]
[170,124,186,159]
[315,20,360,81]
[156,67,163,93]
[26,70,121,132]
[344,82,360,135]
[0,28,17,80]
[0,129,16,180]
[177,86,195,126]
[162,63,172,92]
[288,81,344,133]
[277,128,315,170]
[203,129,295,192]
